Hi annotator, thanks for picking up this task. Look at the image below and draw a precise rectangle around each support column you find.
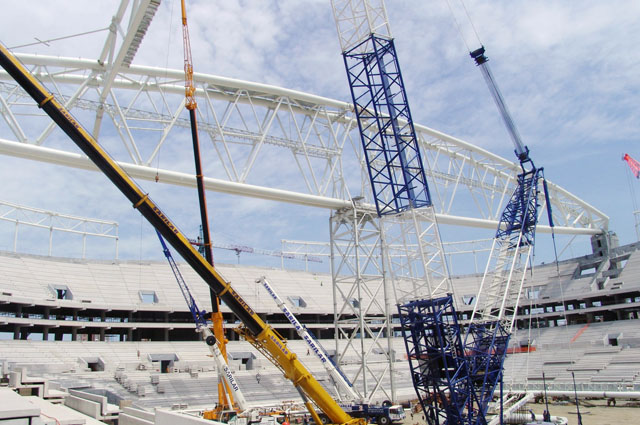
[330,206,394,402]
[99,311,106,341]
[20,327,30,340]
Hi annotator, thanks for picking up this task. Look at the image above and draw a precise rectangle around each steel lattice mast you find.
[332,0,430,216]
[330,0,457,413]
[458,46,555,425]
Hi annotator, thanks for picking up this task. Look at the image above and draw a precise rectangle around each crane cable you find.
[443,0,483,53]
[444,0,570,394]
[156,0,176,183]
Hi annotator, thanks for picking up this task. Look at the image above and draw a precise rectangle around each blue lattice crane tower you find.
[332,0,431,217]
[331,1,465,423]
[460,46,554,424]
[332,2,554,422]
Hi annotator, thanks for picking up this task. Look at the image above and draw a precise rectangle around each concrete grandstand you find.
[2,233,640,420]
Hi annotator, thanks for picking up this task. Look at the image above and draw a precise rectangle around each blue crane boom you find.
[458,45,555,425]
[470,47,529,163]
[332,0,431,216]
[156,230,208,328]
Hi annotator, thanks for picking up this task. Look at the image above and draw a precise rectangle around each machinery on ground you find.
[0,41,366,425]
[337,403,405,425]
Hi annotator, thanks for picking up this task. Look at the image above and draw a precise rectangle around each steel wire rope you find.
[522,291,543,392]
[155,0,177,184]
[524,295,534,392]
[443,0,484,53]
[556,264,577,390]
[8,27,110,50]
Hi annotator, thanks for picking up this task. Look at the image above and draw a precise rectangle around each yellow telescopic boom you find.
[0,42,364,425]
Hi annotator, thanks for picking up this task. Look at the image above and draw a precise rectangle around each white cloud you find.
[0,0,638,265]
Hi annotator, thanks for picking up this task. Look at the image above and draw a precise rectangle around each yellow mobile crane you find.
[179,0,234,419]
[0,42,365,425]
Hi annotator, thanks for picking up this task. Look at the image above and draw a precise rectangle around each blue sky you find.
[0,0,638,272]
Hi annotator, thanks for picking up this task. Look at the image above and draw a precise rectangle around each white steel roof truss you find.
[107,89,143,164]
[206,90,242,182]
[146,97,186,167]
[239,98,282,183]
[0,93,26,143]
[0,51,607,235]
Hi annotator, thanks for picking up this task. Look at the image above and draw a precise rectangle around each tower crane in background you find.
[179,0,234,417]
[191,229,323,266]
[624,153,640,179]
[623,153,640,240]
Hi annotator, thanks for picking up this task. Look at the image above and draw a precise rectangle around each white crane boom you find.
[257,276,361,402]
[200,326,249,412]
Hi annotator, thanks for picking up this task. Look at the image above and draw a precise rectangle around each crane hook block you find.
[470,46,488,66]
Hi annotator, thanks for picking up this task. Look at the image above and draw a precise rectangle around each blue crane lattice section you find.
[496,164,543,247]
[343,34,431,216]
[156,230,208,328]
[463,322,510,424]
[398,295,470,425]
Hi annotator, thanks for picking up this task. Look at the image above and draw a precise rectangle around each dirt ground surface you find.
[401,399,640,425]
[528,399,639,425]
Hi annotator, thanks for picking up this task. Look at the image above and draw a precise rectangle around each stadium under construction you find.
[0,1,638,425]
